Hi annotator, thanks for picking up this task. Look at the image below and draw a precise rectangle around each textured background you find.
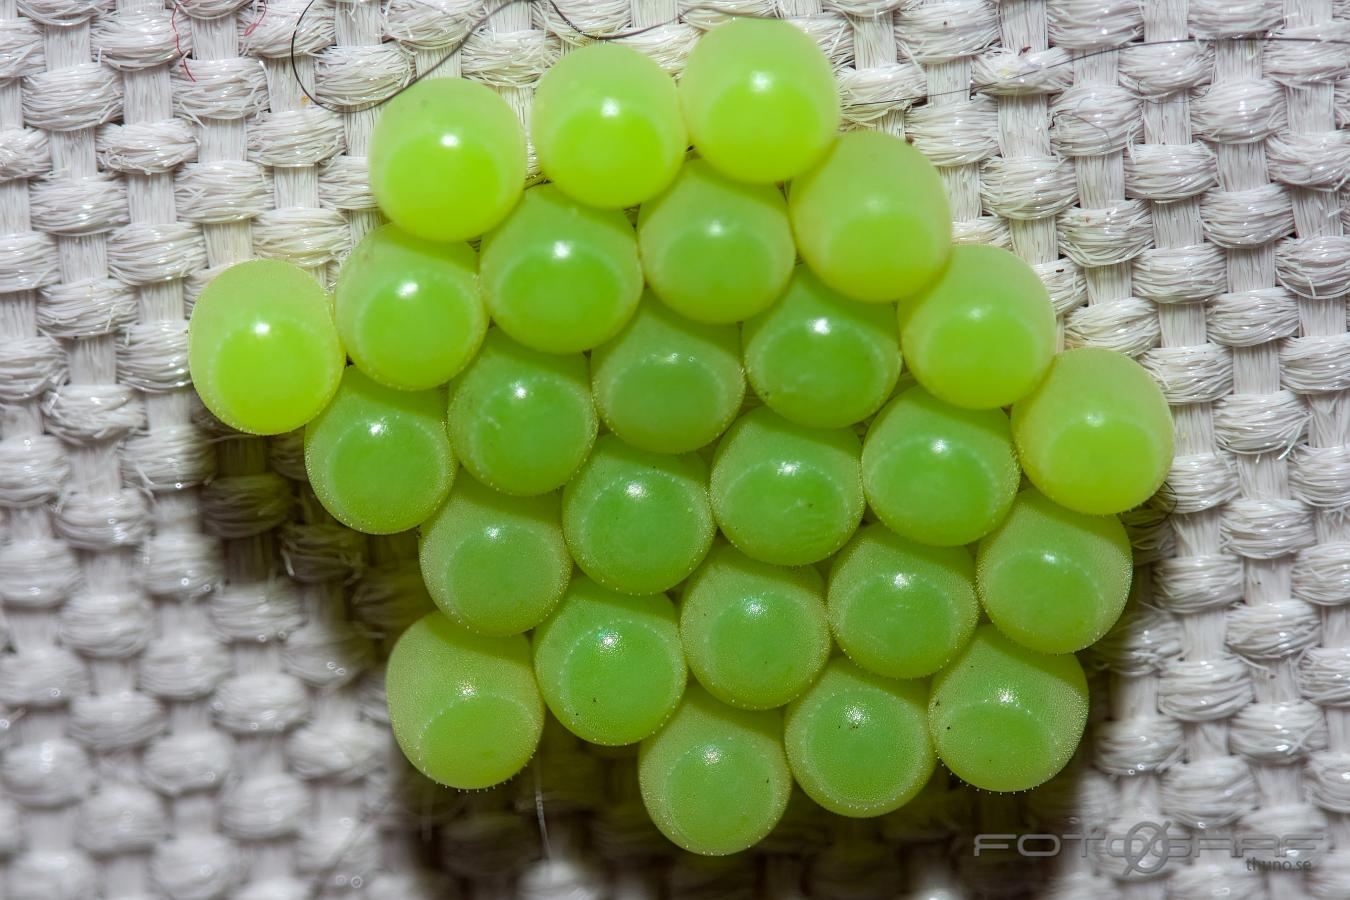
[1,0,1349,897]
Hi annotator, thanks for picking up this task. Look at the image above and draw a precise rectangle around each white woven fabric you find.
[0,0,1347,896]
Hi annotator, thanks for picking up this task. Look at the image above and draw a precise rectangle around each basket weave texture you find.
[2,0,1350,896]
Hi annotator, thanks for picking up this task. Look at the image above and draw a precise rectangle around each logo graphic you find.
[975,821,1326,879]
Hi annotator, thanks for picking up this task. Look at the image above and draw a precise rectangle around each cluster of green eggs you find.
[186,17,1173,856]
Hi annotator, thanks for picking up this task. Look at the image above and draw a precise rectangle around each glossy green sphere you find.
[637,159,795,323]
[591,295,745,453]
[639,686,791,855]
[369,77,526,242]
[679,17,839,184]
[418,474,571,636]
[711,407,864,566]
[790,130,951,303]
[386,612,543,789]
[861,386,1020,547]
[480,185,643,354]
[304,368,454,535]
[188,259,343,435]
[828,525,978,679]
[785,659,934,817]
[532,577,686,746]
[900,244,1056,409]
[1012,347,1174,515]
[335,225,485,391]
[929,624,1089,793]
[743,266,901,428]
[532,42,686,208]
[562,436,714,595]
[679,544,831,710]
[977,489,1132,655]
[447,330,597,496]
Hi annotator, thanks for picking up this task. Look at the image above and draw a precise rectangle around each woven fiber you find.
[2,0,1349,896]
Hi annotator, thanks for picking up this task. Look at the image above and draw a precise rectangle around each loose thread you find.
[244,0,269,38]
[170,0,195,82]
[534,755,552,859]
